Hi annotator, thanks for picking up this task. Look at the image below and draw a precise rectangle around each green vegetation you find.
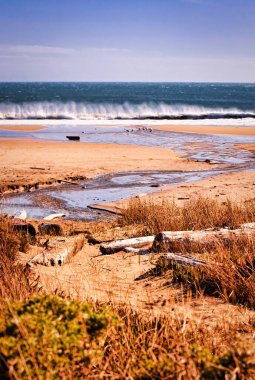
[0,296,113,379]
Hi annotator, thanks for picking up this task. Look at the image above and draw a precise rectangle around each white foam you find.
[0,101,254,123]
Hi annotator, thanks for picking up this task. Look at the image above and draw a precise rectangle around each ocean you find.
[0,82,255,124]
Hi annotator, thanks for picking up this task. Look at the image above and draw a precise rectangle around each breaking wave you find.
[0,101,255,121]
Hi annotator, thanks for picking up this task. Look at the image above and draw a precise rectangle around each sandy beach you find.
[0,138,209,193]
[153,124,255,135]
[0,125,46,131]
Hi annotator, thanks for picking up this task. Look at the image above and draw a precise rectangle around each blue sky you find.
[0,0,254,81]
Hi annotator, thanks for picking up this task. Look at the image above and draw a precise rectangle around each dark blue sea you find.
[0,82,254,122]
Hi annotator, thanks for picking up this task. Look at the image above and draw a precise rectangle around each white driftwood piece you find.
[100,236,155,255]
[44,213,67,221]
[152,226,255,251]
[158,253,207,268]
[100,222,255,255]
[17,210,27,220]
[240,222,255,229]
[29,236,84,267]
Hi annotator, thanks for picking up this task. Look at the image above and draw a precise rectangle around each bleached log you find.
[157,253,207,268]
[240,222,255,229]
[17,210,27,220]
[123,247,149,254]
[44,213,66,221]
[152,227,255,252]
[29,236,84,267]
[100,236,154,255]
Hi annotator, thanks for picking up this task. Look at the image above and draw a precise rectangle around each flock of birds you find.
[124,127,153,133]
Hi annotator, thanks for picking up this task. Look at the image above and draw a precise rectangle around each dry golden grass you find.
[0,218,37,302]
[156,233,255,310]
[119,197,255,234]
[1,198,255,379]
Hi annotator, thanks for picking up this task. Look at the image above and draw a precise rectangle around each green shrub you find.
[0,295,114,379]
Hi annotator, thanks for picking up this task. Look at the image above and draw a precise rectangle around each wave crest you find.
[0,101,254,120]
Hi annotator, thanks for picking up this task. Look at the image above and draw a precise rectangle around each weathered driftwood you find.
[152,227,255,252]
[123,247,149,254]
[101,222,255,255]
[29,236,84,267]
[38,222,64,236]
[241,222,255,229]
[157,253,207,268]
[17,210,27,220]
[100,236,155,255]
[12,219,37,236]
[44,213,66,221]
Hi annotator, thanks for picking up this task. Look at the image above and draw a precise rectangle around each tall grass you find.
[119,197,255,234]
[1,202,255,378]
[0,217,37,301]
[158,233,255,309]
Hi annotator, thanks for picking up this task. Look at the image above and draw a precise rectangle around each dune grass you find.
[0,198,255,379]
[119,197,255,234]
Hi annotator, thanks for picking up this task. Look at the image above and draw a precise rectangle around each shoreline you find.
[94,169,255,214]
[0,125,46,132]
[0,138,210,195]
[0,120,255,135]
[152,124,255,136]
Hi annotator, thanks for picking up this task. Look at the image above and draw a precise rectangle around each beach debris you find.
[150,183,160,188]
[100,221,255,255]
[44,213,67,221]
[17,210,27,220]
[57,179,80,185]
[30,166,46,170]
[66,135,80,141]
[152,226,255,252]
[28,236,84,267]
[100,235,154,255]
[12,219,37,237]
[38,222,64,236]
[135,193,147,198]
[157,253,207,268]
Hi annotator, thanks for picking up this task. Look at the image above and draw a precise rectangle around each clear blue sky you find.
[0,0,254,82]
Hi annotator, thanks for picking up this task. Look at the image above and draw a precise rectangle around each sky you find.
[0,0,254,82]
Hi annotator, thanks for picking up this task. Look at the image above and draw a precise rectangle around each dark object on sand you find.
[38,223,64,236]
[12,219,37,237]
[66,136,80,141]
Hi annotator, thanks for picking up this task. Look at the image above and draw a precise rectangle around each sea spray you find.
[0,101,255,120]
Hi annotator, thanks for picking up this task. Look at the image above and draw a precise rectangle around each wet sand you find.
[237,143,255,153]
[0,125,46,132]
[153,125,255,135]
[94,170,255,214]
[0,138,209,193]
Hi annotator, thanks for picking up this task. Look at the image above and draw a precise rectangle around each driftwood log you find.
[38,222,64,236]
[157,253,207,268]
[152,226,255,252]
[29,236,84,267]
[43,213,67,221]
[12,219,37,237]
[100,222,255,255]
[100,236,154,255]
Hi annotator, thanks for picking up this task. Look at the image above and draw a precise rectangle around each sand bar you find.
[153,125,255,135]
[0,139,209,193]
[0,125,46,132]
[94,169,255,214]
